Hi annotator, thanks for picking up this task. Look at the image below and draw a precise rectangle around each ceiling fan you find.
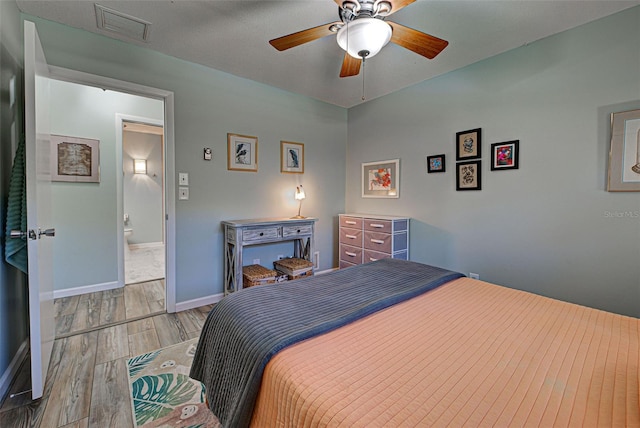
[269,0,449,78]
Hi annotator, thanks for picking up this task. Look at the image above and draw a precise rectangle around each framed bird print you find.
[228,133,258,172]
[280,141,304,173]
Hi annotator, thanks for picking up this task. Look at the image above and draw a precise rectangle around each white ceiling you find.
[16,0,640,108]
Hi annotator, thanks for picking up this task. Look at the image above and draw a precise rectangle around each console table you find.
[222,217,318,294]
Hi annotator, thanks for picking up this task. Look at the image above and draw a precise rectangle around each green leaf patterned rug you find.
[126,338,221,427]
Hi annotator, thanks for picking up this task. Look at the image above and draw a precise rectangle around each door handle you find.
[38,228,55,238]
[10,230,37,240]
[10,230,27,239]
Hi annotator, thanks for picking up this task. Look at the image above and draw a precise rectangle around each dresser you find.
[338,214,410,269]
[222,217,318,294]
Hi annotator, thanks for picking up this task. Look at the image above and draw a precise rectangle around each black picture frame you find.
[427,154,446,173]
[456,160,482,191]
[455,128,482,161]
[491,140,519,171]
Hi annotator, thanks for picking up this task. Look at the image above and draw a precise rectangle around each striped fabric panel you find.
[251,278,640,427]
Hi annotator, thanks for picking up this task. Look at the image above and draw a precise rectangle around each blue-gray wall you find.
[26,15,348,302]
[0,0,28,399]
[49,79,163,290]
[346,7,640,317]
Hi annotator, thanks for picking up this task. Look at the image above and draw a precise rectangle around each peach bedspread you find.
[251,278,639,427]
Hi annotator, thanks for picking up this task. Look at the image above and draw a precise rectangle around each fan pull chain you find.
[361,57,366,101]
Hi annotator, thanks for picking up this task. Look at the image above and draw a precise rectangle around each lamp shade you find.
[134,159,147,174]
[295,185,306,200]
[336,17,392,59]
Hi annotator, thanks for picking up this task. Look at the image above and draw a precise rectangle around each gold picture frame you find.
[227,133,258,172]
[280,141,304,173]
[608,109,640,191]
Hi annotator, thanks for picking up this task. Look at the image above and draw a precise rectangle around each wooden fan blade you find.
[385,0,416,14]
[333,0,415,15]
[269,22,341,51]
[340,52,361,77]
[388,21,448,59]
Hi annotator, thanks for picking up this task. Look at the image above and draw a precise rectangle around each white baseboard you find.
[315,267,339,275]
[173,270,339,313]
[0,339,29,402]
[128,242,164,250]
[53,281,121,299]
[175,293,224,312]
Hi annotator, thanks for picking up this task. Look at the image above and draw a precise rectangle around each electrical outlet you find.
[253,258,260,265]
[469,272,480,280]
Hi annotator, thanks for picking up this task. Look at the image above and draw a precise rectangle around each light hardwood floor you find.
[55,280,166,338]
[0,296,213,428]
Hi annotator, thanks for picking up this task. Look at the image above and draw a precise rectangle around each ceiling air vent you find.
[95,4,151,42]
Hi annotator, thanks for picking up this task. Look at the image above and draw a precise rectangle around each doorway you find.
[122,119,167,318]
[121,120,165,284]
[47,67,176,339]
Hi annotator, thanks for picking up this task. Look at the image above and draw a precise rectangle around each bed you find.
[190,259,639,427]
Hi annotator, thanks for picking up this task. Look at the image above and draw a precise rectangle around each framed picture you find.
[227,133,258,172]
[491,140,519,170]
[50,134,100,183]
[280,141,304,173]
[456,128,482,161]
[456,160,482,191]
[427,154,446,173]
[362,159,399,198]
[608,108,640,192]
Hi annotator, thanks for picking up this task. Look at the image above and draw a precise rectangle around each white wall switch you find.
[204,148,212,160]
[179,172,189,186]
[178,187,189,200]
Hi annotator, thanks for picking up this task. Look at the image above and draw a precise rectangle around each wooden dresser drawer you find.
[340,216,363,229]
[282,224,313,238]
[363,249,391,263]
[363,219,392,233]
[243,227,280,242]
[339,227,362,246]
[363,231,392,253]
[339,244,362,265]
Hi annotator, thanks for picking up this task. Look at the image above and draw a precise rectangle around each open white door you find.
[24,20,55,400]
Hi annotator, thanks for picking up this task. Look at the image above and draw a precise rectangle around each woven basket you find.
[243,264,277,287]
[274,258,314,271]
[287,270,314,280]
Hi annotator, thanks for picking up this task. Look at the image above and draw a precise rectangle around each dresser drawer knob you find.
[345,234,357,239]
[259,232,264,236]
[297,229,301,233]
[345,251,357,257]
[345,220,356,225]
[371,239,384,244]
[370,223,384,228]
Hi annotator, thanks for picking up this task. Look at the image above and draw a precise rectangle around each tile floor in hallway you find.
[54,280,166,338]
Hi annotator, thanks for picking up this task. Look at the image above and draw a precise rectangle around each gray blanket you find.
[189,259,463,427]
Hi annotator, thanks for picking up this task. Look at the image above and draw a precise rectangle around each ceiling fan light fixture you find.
[336,17,392,59]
